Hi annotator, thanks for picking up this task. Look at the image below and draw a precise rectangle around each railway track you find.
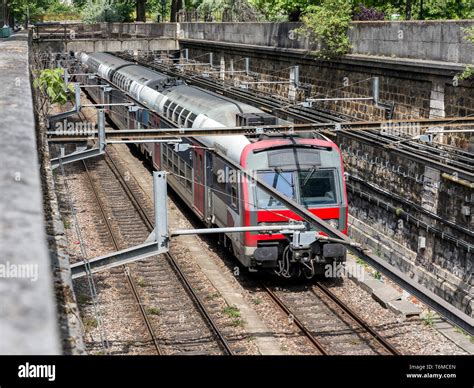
[129,55,472,180]
[81,151,233,355]
[105,141,400,356]
[263,281,400,355]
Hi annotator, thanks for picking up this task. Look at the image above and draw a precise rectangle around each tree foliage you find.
[458,27,474,81]
[33,68,75,105]
[81,0,134,23]
[298,0,352,58]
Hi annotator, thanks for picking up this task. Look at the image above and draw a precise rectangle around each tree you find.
[249,0,319,21]
[457,27,474,81]
[298,0,352,58]
[81,0,134,23]
[170,0,182,21]
[136,0,146,21]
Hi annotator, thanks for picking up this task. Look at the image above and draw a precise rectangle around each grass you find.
[252,298,262,306]
[206,292,220,301]
[230,318,244,327]
[136,278,147,287]
[63,218,71,229]
[422,310,436,327]
[146,307,161,316]
[76,293,92,305]
[83,317,98,329]
[223,306,244,327]
[373,271,382,280]
[454,327,474,344]
[356,257,368,268]
[223,306,241,318]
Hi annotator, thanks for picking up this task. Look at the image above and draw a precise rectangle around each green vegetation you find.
[81,0,135,23]
[5,0,470,26]
[223,305,241,318]
[33,68,75,105]
[146,307,161,316]
[223,306,244,327]
[457,27,474,81]
[454,327,474,343]
[422,310,436,327]
[76,293,92,305]
[297,0,352,58]
[205,292,220,300]
[83,317,99,329]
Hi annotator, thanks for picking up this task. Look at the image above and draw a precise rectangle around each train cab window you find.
[255,170,296,208]
[298,169,338,206]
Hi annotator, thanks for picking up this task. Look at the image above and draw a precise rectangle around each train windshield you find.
[298,169,338,206]
[255,169,338,209]
[256,171,297,208]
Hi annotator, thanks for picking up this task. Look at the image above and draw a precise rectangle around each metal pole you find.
[245,58,250,75]
[154,171,169,251]
[220,56,225,81]
[170,224,305,236]
[373,77,380,105]
[74,82,81,111]
[98,109,106,152]
[64,68,69,90]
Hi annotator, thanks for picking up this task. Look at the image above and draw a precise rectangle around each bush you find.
[353,4,385,21]
[33,68,75,105]
[298,0,352,59]
[81,0,134,23]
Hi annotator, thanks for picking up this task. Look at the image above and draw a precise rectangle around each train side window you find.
[168,103,177,119]
[231,182,238,209]
[185,164,192,192]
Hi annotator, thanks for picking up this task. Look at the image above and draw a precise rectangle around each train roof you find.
[83,52,130,72]
[162,85,262,127]
[114,64,169,88]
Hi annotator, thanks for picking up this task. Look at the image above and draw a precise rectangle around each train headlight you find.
[327,219,339,230]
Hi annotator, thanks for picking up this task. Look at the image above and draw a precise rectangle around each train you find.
[77,52,349,278]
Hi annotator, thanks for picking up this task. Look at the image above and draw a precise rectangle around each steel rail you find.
[262,284,329,355]
[312,282,400,355]
[82,159,163,355]
[104,152,234,356]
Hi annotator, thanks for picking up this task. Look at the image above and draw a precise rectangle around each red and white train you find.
[79,52,348,278]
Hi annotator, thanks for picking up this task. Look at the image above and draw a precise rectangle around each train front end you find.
[241,137,348,278]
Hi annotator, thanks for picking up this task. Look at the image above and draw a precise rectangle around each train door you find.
[193,148,205,217]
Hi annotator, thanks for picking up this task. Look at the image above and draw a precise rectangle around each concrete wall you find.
[34,22,177,39]
[35,21,474,63]
[0,32,60,354]
[36,37,178,54]
[179,20,474,64]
